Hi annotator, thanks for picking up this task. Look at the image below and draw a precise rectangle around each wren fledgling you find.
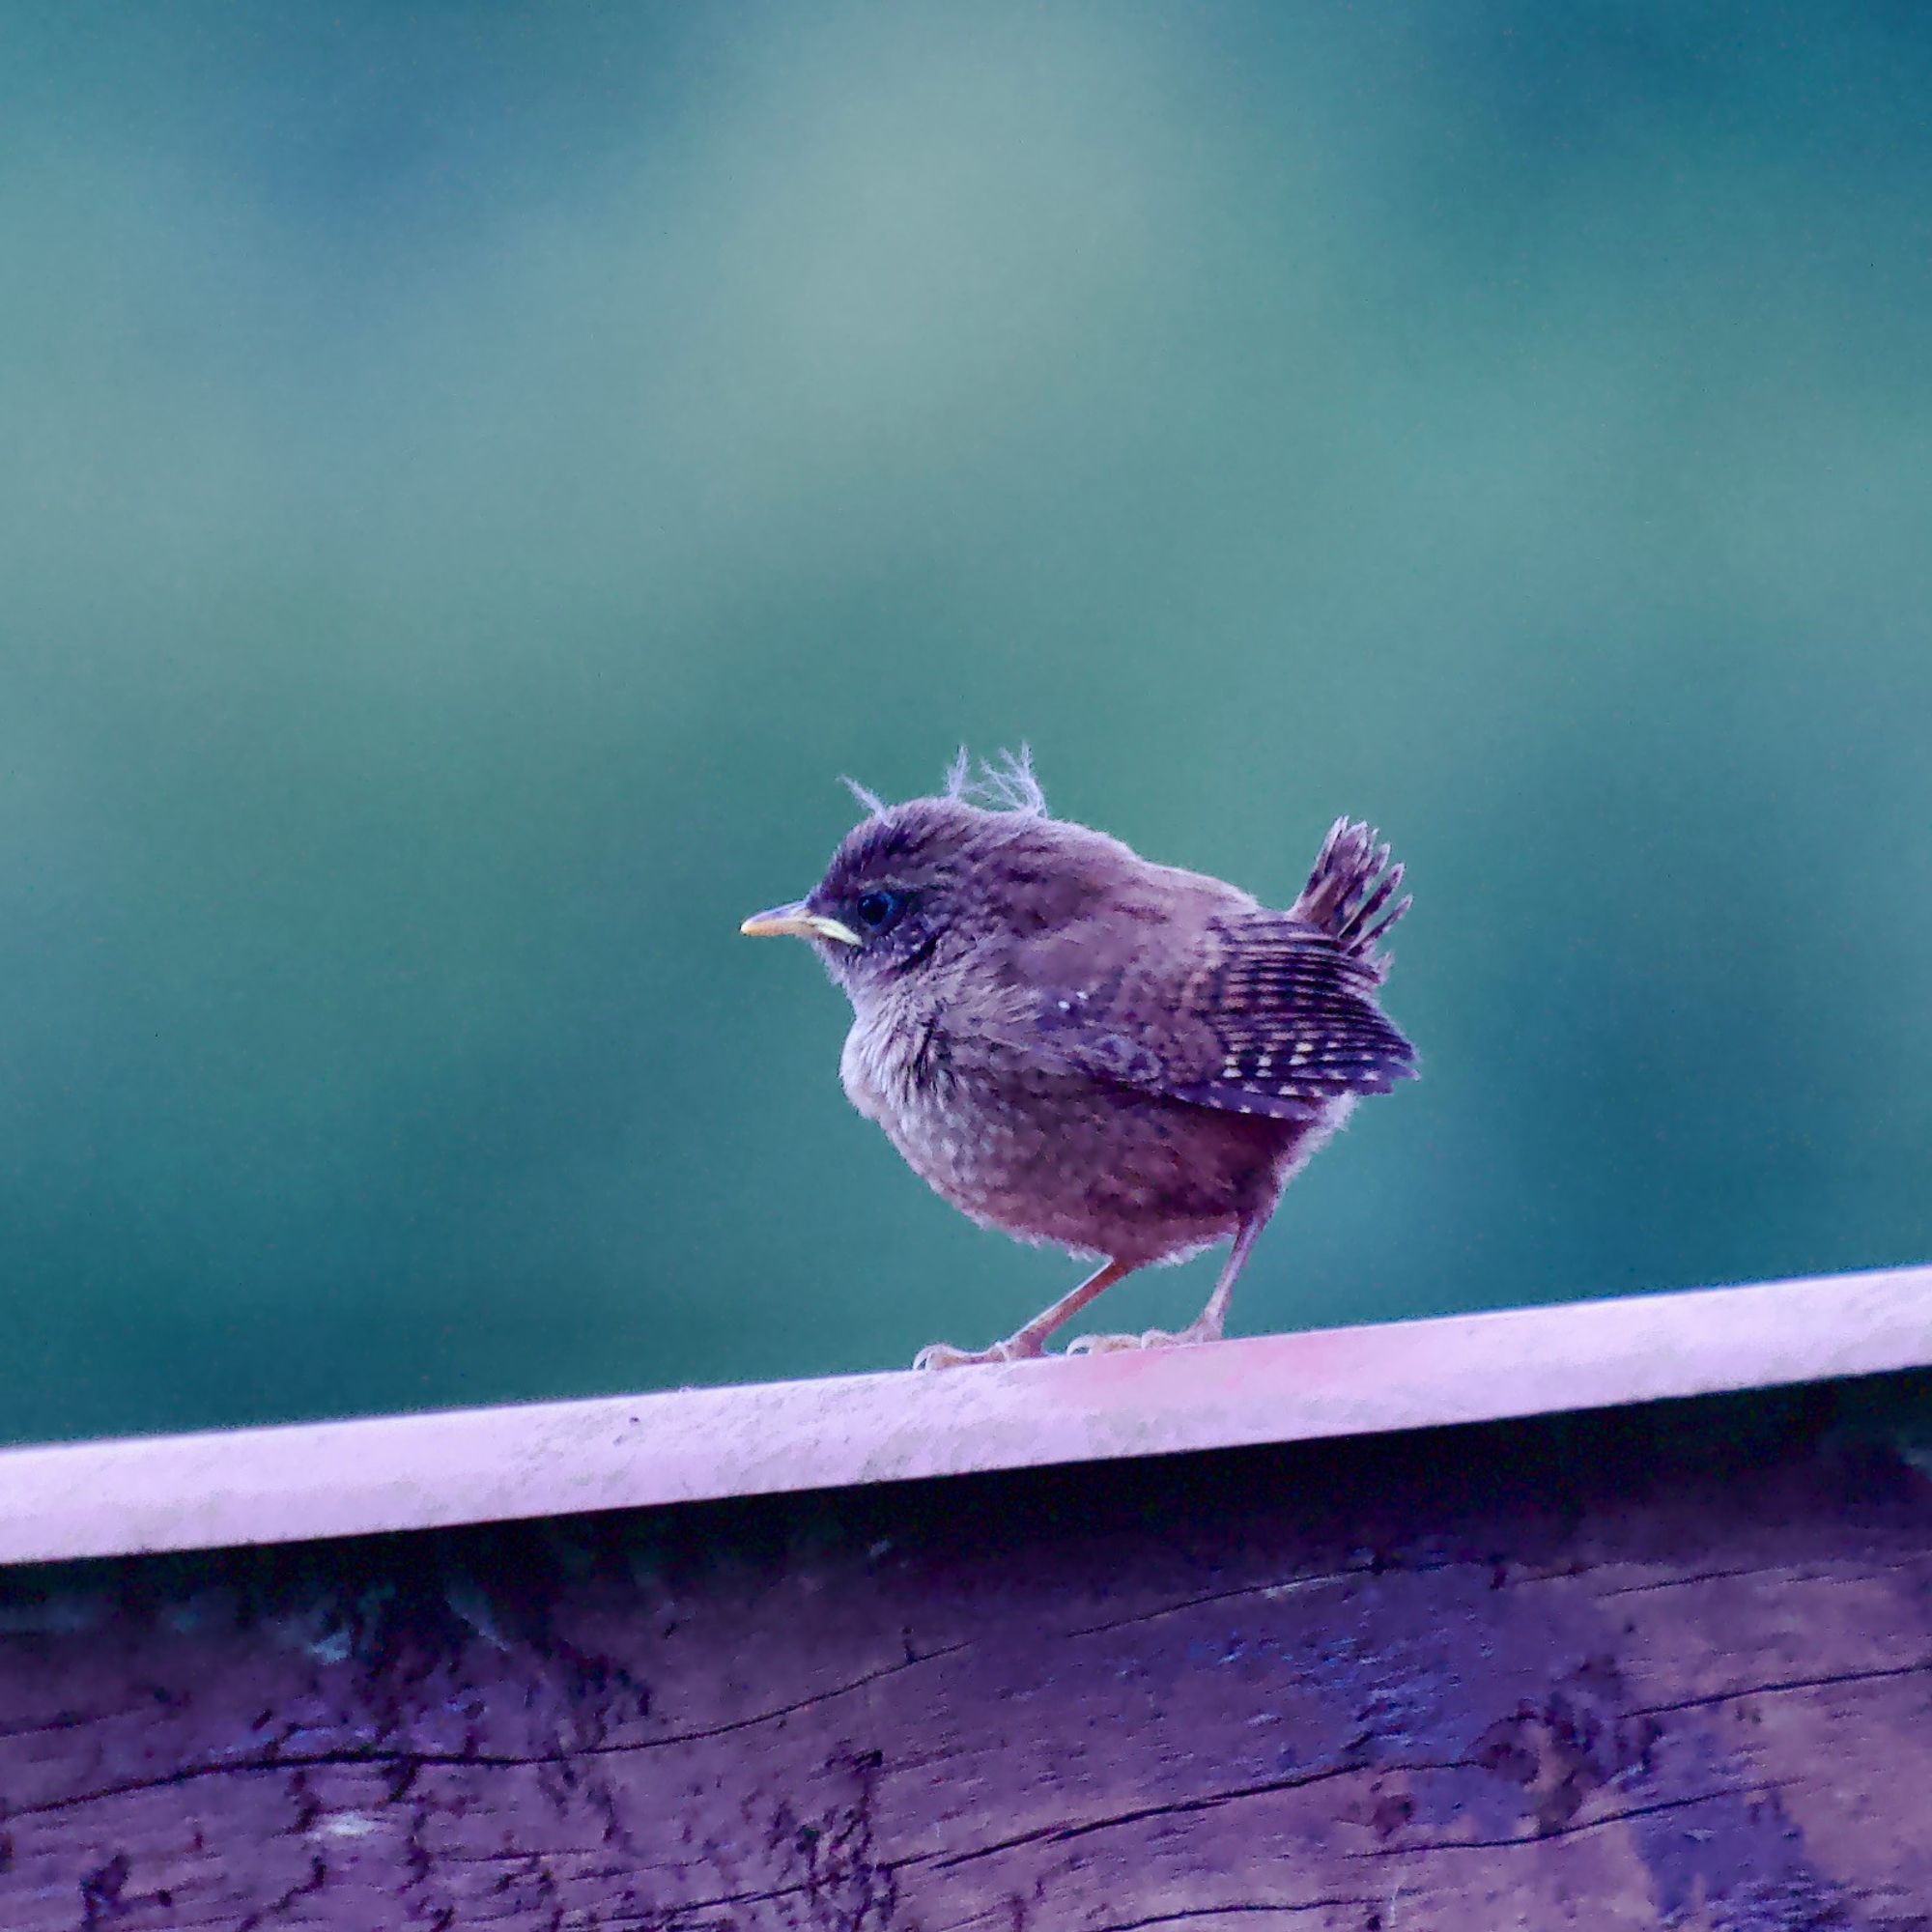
[742,752,1415,1367]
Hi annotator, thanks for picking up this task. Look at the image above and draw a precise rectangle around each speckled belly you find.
[849,1042,1312,1266]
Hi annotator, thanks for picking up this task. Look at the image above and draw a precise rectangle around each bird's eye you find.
[855,889,905,932]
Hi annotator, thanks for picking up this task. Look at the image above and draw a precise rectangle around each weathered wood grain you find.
[2,1379,1929,1928]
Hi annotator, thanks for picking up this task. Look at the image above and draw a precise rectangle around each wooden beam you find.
[0,1380,1927,1926]
[3,1263,1929,1563]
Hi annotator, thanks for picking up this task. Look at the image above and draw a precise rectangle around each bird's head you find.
[741,751,1119,1002]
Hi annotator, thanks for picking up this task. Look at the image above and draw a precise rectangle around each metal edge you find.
[1,1263,1927,1565]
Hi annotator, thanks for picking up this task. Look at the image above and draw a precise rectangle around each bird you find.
[740,751,1415,1368]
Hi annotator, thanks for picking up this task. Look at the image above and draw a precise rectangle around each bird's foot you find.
[1064,1319,1224,1355]
[912,1335,1044,1371]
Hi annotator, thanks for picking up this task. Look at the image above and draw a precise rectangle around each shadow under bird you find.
[742,753,1416,1367]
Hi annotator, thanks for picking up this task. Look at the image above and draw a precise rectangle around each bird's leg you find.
[1172,1210,1266,1344]
[913,1259,1135,1370]
[1065,1212,1268,1354]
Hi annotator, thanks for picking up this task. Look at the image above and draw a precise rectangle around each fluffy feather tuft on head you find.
[944,745,1046,817]
[839,774,888,815]
[841,748,1046,822]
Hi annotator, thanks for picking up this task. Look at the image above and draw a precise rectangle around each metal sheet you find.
[2,1263,1927,1564]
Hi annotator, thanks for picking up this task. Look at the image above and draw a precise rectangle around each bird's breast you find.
[838,1001,1027,1217]
[838,1000,949,1128]
[838,997,1306,1264]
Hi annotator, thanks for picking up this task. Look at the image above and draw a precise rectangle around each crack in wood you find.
[0,1706,144,1744]
[1593,1552,1932,1599]
[1344,1783,1781,1859]
[1059,1564,1374,1638]
[0,1641,979,1832]
[1089,1904,1381,1931]
[1626,1657,1932,1720]
[914,1756,1431,1873]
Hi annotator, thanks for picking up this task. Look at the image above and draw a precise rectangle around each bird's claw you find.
[1064,1329,1164,1355]
[1064,1323,1220,1355]
[915,1312,1223,1368]
[912,1340,994,1370]
[912,1336,1041,1370]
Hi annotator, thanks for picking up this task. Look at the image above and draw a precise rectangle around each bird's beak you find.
[740,901,864,947]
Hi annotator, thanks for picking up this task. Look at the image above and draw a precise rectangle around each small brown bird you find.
[742,753,1415,1367]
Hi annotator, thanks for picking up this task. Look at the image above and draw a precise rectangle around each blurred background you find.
[3,4,1928,1444]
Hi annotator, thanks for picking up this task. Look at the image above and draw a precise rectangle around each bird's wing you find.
[1024,911,1417,1122]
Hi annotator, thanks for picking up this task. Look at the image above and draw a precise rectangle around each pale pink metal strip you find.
[2,1264,1927,1565]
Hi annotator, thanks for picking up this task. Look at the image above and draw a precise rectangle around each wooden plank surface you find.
[2,1378,1929,1927]
[4,1262,1930,1563]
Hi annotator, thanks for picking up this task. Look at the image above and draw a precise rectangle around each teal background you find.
[3,5,1928,1444]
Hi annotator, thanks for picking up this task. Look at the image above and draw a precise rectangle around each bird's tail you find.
[1291,819,1410,980]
